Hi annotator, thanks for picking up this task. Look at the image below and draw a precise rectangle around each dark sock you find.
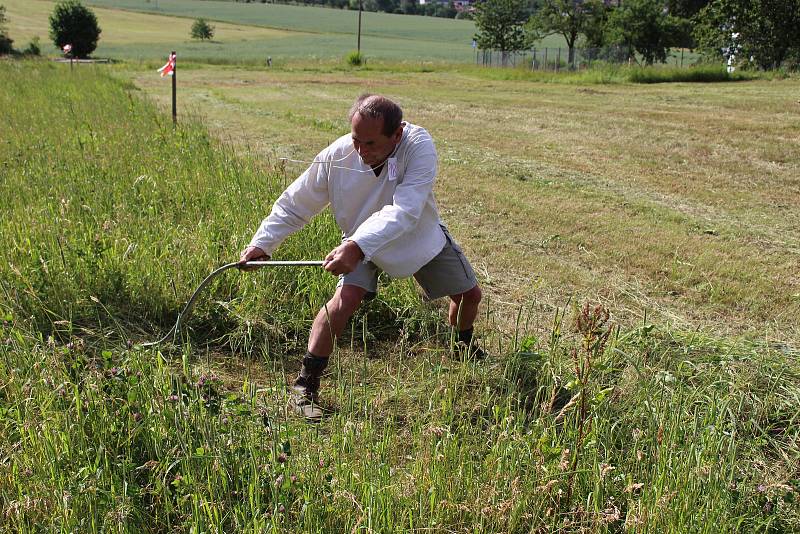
[300,352,329,378]
[457,328,474,345]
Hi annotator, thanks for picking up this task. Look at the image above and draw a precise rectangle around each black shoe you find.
[289,355,328,421]
[454,340,487,360]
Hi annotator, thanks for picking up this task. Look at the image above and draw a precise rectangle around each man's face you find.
[350,113,403,167]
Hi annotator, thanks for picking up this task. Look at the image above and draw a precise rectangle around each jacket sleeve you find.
[248,154,330,256]
[348,136,437,261]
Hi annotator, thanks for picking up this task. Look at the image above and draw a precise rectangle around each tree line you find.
[474,0,799,69]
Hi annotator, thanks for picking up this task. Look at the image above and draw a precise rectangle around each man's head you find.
[348,94,404,166]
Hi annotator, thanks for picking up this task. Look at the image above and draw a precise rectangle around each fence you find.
[476,46,695,70]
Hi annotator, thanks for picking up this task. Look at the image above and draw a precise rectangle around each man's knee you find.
[332,284,367,316]
[453,284,482,305]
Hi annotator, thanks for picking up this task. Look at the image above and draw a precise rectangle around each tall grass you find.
[458,63,753,84]
[1,62,798,532]
[0,61,427,352]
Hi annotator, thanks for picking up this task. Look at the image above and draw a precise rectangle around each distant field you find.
[85,0,479,43]
[3,0,565,62]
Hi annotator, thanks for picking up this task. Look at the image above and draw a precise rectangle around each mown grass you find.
[1,61,799,532]
[133,64,800,345]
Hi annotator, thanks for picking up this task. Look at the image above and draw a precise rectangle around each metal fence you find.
[476,46,694,70]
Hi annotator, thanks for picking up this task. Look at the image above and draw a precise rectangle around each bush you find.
[0,34,11,55]
[190,18,215,41]
[23,36,41,56]
[346,50,363,66]
[49,0,101,58]
[0,5,13,55]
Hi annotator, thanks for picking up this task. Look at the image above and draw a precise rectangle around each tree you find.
[666,0,710,18]
[605,0,685,64]
[190,18,215,41]
[49,1,101,58]
[0,5,14,55]
[694,0,800,69]
[527,0,607,66]
[473,0,529,64]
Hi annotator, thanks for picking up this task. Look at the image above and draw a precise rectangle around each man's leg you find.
[308,284,368,357]
[292,284,367,419]
[449,284,485,357]
[448,284,482,331]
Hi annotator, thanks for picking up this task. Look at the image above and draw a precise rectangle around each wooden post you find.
[171,51,177,126]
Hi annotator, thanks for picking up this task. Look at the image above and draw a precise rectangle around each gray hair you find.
[348,94,403,136]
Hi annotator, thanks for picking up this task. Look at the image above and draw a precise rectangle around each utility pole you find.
[357,0,362,54]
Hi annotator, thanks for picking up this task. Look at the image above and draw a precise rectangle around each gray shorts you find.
[338,227,478,300]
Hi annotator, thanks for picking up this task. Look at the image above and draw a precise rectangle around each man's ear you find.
[392,124,404,143]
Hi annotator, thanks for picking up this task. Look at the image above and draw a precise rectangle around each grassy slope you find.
[127,65,800,345]
[1,62,798,532]
[3,0,565,62]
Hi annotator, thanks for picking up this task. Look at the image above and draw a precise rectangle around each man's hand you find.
[323,240,364,276]
[239,246,270,271]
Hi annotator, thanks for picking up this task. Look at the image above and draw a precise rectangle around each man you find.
[240,94,483,419]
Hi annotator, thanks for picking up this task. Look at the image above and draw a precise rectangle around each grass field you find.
[2,61,799,532]
[3,0,565,63]
[2,3,800,529]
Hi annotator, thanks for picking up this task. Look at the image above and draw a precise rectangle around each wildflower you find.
[559,448,571,471]
[277,453,287,463]
[319,459,325,468]
[290,475,297,483]
[600,504,620,523]
[625,482,644,494]
[599,463,615,478]
[275,475,284,487]
[278,504,285,513]
[132,412,142,422]
[167,394,179,402]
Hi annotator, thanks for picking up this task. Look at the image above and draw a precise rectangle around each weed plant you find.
[1,62,798,532]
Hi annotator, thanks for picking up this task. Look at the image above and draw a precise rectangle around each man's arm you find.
[247,155,331,258]
[321,240,363,276]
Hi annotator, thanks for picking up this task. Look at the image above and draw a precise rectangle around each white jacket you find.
[249,122,447,278]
